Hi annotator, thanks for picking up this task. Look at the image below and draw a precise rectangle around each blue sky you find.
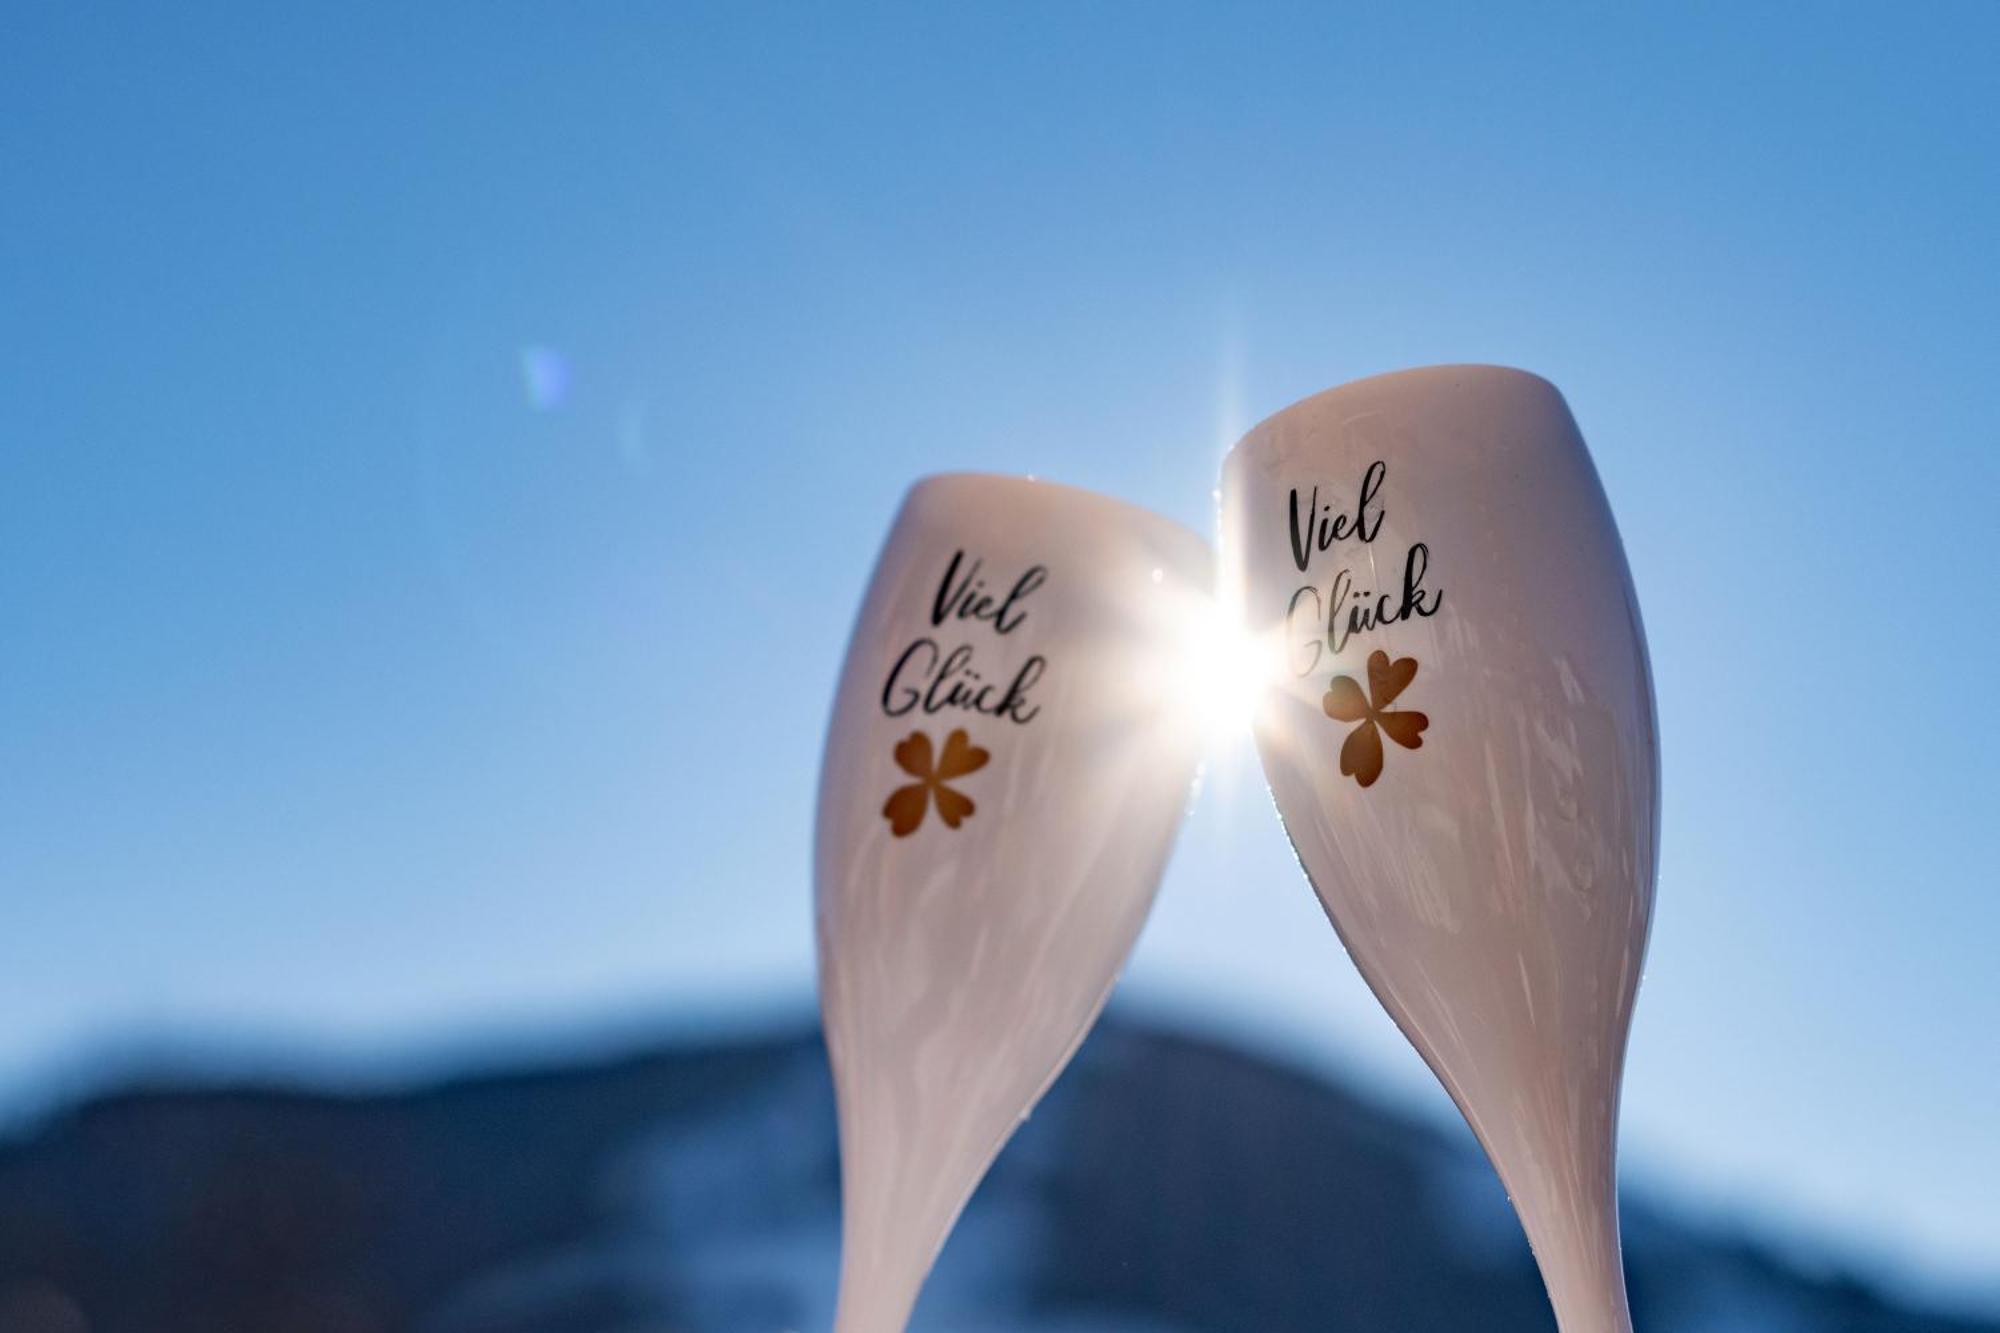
[3,1,1996,1310]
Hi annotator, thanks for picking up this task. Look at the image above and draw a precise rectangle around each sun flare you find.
[1167,593,1277,750]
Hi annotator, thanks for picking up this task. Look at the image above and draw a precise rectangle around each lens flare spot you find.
[519,345,571,411]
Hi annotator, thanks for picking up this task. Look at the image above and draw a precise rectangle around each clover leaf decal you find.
[882,727,991,837]
[1323,649,1430,788]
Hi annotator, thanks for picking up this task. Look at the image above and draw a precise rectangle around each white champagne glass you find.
[1221,366,1658,1333]
[816,473,1213,1333]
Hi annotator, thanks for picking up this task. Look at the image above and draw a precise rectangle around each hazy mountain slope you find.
[0,1018,1985,1333]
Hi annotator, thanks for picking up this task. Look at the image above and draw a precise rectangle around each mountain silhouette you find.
[0,1015,1987,1333]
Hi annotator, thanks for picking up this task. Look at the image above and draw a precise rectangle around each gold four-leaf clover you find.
[882,727,990,837]
[1323,650,1429,788]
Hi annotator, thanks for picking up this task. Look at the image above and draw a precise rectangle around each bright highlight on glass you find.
[1166,590,1279,750]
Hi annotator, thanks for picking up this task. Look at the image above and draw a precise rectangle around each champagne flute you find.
[816,473,1212,1333]
[1221,366,1658,1333]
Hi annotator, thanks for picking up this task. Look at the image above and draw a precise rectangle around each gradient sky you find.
[4,1,1996,1312]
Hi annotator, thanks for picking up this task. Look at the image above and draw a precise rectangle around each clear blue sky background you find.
[4,1,1995,1311]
